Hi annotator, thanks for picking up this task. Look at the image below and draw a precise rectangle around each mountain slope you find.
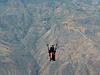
[0,0,100,75]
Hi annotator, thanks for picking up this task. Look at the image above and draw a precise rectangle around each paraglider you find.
[47,44,57,61]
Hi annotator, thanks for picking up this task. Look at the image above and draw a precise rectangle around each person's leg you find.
[52,52,55,61]
[53,53,55,61]
[49,53,52,61]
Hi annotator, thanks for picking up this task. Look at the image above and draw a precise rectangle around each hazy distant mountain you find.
[0,0,100,75]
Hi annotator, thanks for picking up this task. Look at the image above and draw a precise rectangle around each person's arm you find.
[55,44,58,51]
[47,44,49,53]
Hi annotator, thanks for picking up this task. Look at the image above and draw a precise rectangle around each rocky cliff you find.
[0,0,100,75]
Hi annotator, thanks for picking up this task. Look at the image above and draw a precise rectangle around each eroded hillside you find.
[0,0,100,75]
